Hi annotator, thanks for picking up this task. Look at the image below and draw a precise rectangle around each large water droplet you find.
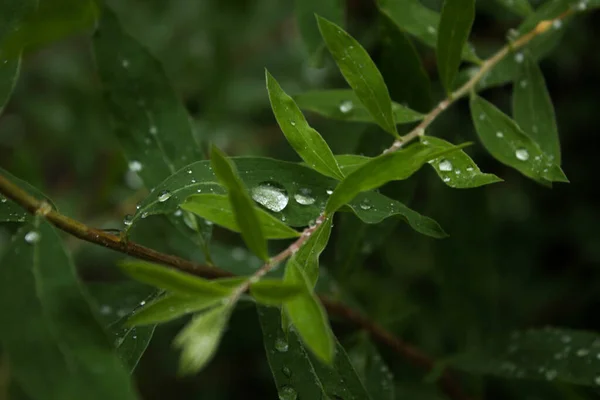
[339,100,353,114]
[0,196,7,203]
[123,214,134,226]
[515,148,529,161]
[158,190,172,202]
[438,159,453,172]
[251,183,289,212]
[275,338,289,352]
[128,160,143,172]
[278,386,297,400]
[24,231,40,244]
[359,198,372,210]
[294,188,315,205]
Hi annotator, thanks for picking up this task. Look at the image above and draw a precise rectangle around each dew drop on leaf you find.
[0,196,6,203]
[514,53,524,63]
[278,386,297,400]
[275,337,289,352]
[359,199,372,210]
[128,160,143,172]
[438,159,453,172]
[294,188,315,205]
[496,131,504,138]
[123,214,133,226]
[515,149,529,161]
[339,100,353,114]
[281,366,292,377]
[149,125,158,135]
[251,182,289,212]
[158,190,172,202]
[24,231,40,244]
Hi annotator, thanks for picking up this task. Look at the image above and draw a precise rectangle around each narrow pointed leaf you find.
[294,0,344,64]
[250,280,305,305]
[326,143,465,213]
[437,0,476,93]
[174,305,231,375]
[132,157,445,238]
[283,261,334,364]
[127,293,225,326]
[289,216,333,287]
[293,89,424,125]
[317,16,397,137]
[258,306,372,400]
[181,194,299,239]
[111,319,155,373]
[378,0,479,63]
[0,59,20,114]
[0,220,137,400]
[512,52,561,164]
[470,94,567,183]
[422,137,503,188]
[211,146,269,261]
[118,260,233,296]
[266,71,344,180]
[451,328,600,387]
[494,0,533,16]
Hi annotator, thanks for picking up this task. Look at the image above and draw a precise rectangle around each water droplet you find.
[479,113,485,120]
[427,26,436,34]
[24,231,40,244]
[577,0,588,10]
[466,167,474,172]
[232,247,246,261]
[149,126,158,135]
[1,196,7,203]
[251,182,289,212]
[275,338,289,352]
[443,177,450,182]
[545,369,557,381]
[294,188,315,205]
[123,214,134,226]
[520,80,528,88]
[359,199,372,210]
[128,160,143,172]
[514,52,524,63]
[290,121,296,126]
[187,170,192,174]
[282,366,292,377]
[174,209,183,217]
[515,149,529,161]
[158,190,172,202]
[339,100,353,114]
[121,59,130,68]
[553,20,563,29]
[496,131,504,138]
[278,386,297,400]
[326,189,333,195]
[438,159,453,172]
[141,211,149,219]
[140,300,146,306]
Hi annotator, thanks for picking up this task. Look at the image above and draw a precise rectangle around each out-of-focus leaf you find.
[494,0,533,16]
[422,136,502,188]
[181,194,299,239]
[294,89,424,125]
[174,304,231,375]
[512,52,561,164]
[317,16,398,137]
[0,0,98,60]
[132,157,446,238]
[326,143,464,213]
[378,0,479,63]
[288,216,333,287]
[118,259,233,296]
[283,261,334,364]
[211,146,269,261]
[470,94,567,183]
[379,14,433,113]
[126,293,224,327]
[0,168,55,223]
[349,340,395,400]
[266,71,344,180]
[257,306,372,400]
[250,280,304,305]
[0,220,137,400]
[437,0,476,93]
[0,59,20,114]
[294,0,344,64]
[451,328,600,387]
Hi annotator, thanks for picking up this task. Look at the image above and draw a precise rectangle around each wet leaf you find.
[288,216,333,287]
[250,280,305,305]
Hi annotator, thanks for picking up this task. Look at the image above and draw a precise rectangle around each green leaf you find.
[0,0,99,60]
[0,220,137,400]
[283,261,334,364]
[181,194,299,239]
[174,304,231,375]
[211,146,269,261]
[132,157,445,238]
[266,71,344,180]
[257,306,372,400]
[250,280,305,305]
[512,52,561,164]
[294,0,344,64]
[451,328,600,387]
[378,0,479,63]
[289,216,333,287]
[349,340,395,400]
[127,293,225,326]
[494,0,533,16]
[470,94,567,183]
[437,0,476,93]
[422,137,503,188]
[326,143,464,213]
[317,16,398,137]
[111,313,156,372]
[118,259,233,296]
[0,168,55,223]
[0,59,20,114]
[294,89,424,125]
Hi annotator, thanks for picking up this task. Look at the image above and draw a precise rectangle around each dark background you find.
[1,0,599,399]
